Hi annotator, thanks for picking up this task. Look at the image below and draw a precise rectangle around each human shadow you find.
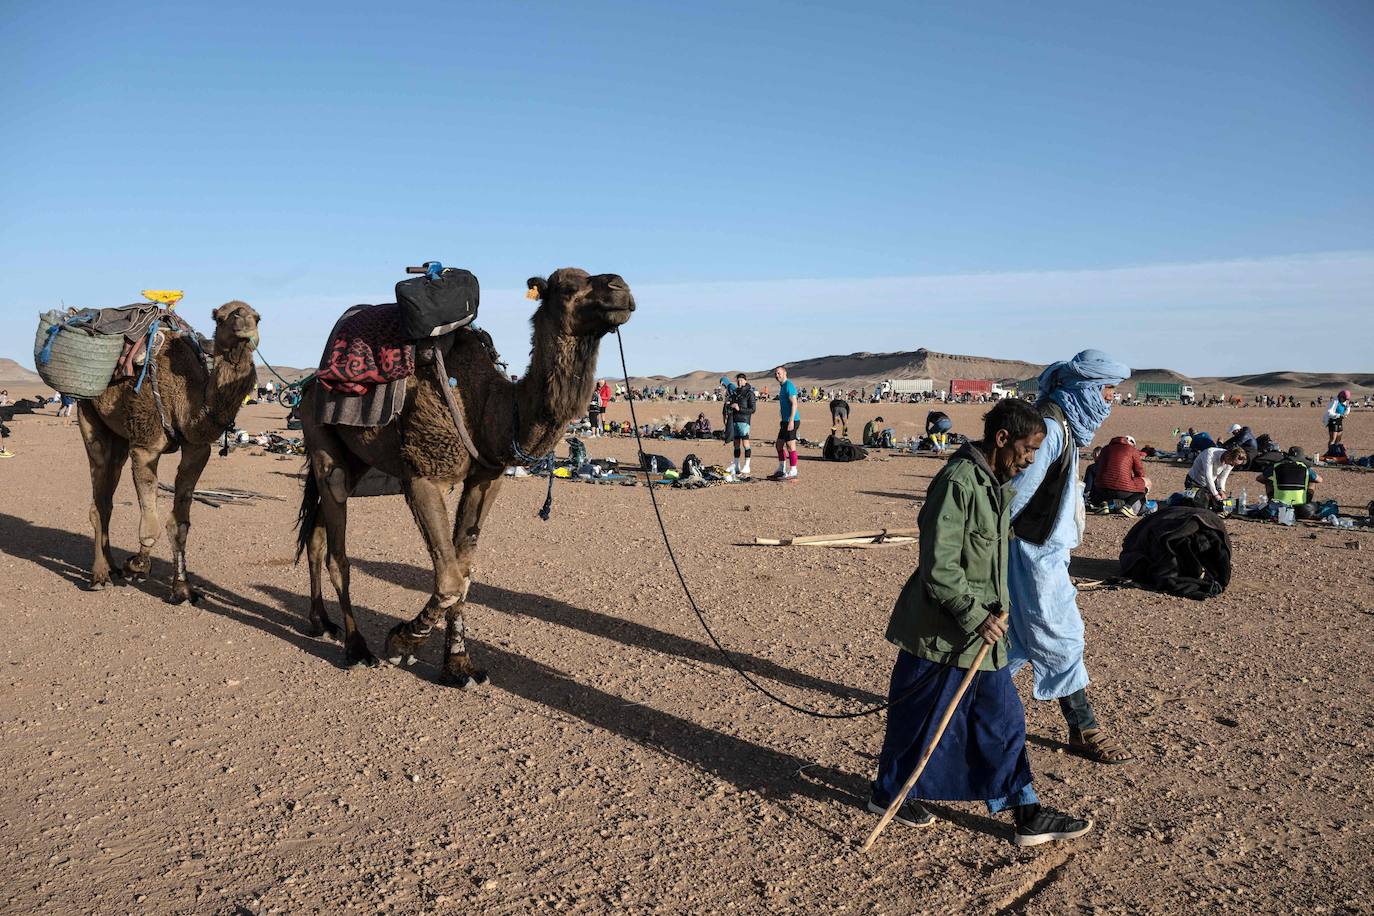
[858,491,925,502]
[1067,556,1122,580]
[924,803,1009,842]
[0,511,378,670]
[351,558,885,707]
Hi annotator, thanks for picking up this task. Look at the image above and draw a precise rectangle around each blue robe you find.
[1007,418,1089,701]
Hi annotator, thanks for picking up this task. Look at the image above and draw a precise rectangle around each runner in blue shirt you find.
[770,366,801,480]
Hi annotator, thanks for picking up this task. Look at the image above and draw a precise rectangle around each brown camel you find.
[295,268,635,685]
[79,302,262,602]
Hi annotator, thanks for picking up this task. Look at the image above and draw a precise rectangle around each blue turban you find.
[1038,349,1130,446]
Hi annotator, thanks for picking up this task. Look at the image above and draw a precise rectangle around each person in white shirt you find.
[1185,447,1248,508]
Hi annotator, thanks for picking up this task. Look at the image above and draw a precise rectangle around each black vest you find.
[1012,401,1075,546]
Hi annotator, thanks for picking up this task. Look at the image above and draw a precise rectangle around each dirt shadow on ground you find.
[857,491,924,502]
[0,511,383,670]
[351,557,884,707]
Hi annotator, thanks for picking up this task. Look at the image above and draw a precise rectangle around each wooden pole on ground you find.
[860,612,1007,853]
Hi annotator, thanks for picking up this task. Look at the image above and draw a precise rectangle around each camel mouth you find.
[601,306,633,327]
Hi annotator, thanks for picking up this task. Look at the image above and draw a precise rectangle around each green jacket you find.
[885,443,1012,671]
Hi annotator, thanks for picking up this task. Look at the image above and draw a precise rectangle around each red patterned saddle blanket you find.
[316,304,415,395]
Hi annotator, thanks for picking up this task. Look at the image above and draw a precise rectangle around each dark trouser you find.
[1091,487,1146,509]
[1058,687,1098,732]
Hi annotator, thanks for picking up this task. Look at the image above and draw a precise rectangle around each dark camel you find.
[79,302,262,602]
[295,268,635,685]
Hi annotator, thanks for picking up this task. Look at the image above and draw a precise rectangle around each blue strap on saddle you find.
[133,319,160,392]
[425,261,444,281]
[37,310,96,366]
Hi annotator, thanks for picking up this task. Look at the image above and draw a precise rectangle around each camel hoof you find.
[384,623,427,662]
[87,579,111,592]
[346,650,380,670]
[304,619,342,641]
[166,585,200,605]
[444,668,488,689]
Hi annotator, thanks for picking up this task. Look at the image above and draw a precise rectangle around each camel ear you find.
[525,277,548,301]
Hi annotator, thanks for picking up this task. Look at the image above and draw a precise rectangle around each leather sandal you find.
[1068,726,1136,764]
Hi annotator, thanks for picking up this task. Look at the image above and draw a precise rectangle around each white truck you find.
[878,378,935,397]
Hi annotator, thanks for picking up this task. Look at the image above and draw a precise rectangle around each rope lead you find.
[614,329,936,720]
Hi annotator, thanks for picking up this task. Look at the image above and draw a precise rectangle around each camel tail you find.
[295,466,320,564]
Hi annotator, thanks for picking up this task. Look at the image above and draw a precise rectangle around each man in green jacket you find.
[868,398,1093,847]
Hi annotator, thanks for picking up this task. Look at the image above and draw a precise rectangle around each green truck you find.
[1135,381,1195,404]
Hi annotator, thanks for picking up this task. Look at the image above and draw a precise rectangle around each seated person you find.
[1260,446,1322,507]
[1081,446,1103,499]
[693,412,712,438]
[925,410,952,450]
[1187,430,1216,456]
[863,416,895,448]
[1090,436,1151,512]
[1221,424,1258,463]
[1186,446,1248,510]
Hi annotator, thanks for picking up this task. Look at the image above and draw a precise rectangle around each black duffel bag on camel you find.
[396,265,480,340]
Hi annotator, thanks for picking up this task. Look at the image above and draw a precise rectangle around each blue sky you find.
[2,1,1371,377]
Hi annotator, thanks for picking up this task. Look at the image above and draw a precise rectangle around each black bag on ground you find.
[1249,449,1284,473]
[639,452,676,472]
[823,434,867,462]
[1119,507,1231,600]
[396,268,480,340]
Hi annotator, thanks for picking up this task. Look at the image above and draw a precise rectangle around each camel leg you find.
[384,476,463,669]
[315,459,376,668]
[122,446,164,582]
[441,476,503,688]
[78,405,128,590]
[165,444,210,604]
[303,524,340,640]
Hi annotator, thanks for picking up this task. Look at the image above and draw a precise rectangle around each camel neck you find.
[184,343,256,441]
[510,319,600,459]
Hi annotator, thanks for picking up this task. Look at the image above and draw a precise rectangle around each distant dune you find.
[625,348,1371,397]
[0,358,42,385]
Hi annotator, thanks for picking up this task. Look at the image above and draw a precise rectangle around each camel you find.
[295,268,635,686]
[79,302,262,602]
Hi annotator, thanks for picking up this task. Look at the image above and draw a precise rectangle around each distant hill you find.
[628,348,1047,392]
[627,348,1372,397]
[256,365,312,385]
[0,359,42,384]
[1201,371,1374,392]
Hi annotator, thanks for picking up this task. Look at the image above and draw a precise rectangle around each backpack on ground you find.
[565,436,588,468]
[823,434,867,462]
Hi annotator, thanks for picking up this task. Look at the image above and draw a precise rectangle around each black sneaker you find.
[1012,804,1093,847]
[866,795,936,828]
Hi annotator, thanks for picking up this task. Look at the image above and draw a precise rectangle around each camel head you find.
[211,300,261,354]
[526,268,635,338]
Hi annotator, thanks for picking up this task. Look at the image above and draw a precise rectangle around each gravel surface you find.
[1,396,1372,914]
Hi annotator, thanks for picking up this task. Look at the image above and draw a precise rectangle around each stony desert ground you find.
[2,393,1372,914]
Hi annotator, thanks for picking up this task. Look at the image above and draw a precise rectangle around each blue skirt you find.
[873,651,1033,804]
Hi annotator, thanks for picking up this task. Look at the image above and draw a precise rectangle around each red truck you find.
[949,378,994,400]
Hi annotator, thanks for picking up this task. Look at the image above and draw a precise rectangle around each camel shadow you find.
[0,511,380,670]
[351,558,885,707]
[451,637,865,807]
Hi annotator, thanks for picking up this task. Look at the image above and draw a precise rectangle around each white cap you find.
[1229,423,1242,433]
[1126,435,1136,446]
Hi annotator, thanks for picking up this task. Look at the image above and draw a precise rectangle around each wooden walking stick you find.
[861,611,1008,852]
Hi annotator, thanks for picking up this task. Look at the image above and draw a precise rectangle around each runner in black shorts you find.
[829,397,849,437]
[778,419,801,441]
